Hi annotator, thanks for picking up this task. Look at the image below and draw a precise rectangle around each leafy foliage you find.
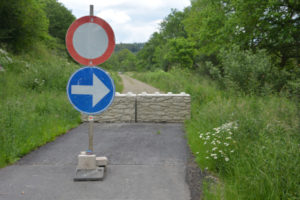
[0,0,49,51]
[114,43,145,53]
[136,0,299,96]
[42,0,75,42]
[0,0,75,51]
[102,48,138,72]
[165,37,195,70]
[219,46,273,94]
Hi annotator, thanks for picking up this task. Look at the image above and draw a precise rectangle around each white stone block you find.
[77,154,96,170]
[96,157,108,167]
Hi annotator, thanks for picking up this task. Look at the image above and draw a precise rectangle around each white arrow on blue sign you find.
[67,67,115,115]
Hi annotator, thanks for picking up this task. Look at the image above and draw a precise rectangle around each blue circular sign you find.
[67,67,115,115]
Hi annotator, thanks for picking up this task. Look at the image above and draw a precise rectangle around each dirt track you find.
[120,74,161,93]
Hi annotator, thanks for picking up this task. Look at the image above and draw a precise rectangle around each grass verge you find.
[0,45,123,168]
[133,69,300,200]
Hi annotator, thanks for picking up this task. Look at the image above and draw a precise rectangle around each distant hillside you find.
[115,43,145,53]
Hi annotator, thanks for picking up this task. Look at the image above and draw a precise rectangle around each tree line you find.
[0,0,75,52]
[131,0,299,96]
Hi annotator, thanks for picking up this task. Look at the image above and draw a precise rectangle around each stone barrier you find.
[137,92,191,122]
[81,92,136,122]
[82,92,190,123]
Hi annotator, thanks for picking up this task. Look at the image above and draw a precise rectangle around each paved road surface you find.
[0,123,190,200]
[120,74,162,94]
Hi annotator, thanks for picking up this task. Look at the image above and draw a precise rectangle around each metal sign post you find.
[65,5,116,181]
[88,5,94,154]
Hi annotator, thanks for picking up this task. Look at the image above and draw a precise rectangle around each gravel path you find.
[120,74,162,93]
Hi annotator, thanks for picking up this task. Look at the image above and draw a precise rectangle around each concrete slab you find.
[0,123,190,200]
[74,167,105,181]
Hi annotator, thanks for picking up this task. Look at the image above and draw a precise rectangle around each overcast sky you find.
[58,0,190,43]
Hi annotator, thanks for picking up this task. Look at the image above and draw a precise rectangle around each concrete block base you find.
[73,167,105,181]
[96,157,108,167]
[74,152,108,181]
[77,154,96,169]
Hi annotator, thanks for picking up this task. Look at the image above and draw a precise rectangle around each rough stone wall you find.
[81,92,136,122]
[136,92,191,123]
[82,92,191,123]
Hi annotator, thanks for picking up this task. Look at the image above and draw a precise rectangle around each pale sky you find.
[58,0,190,43]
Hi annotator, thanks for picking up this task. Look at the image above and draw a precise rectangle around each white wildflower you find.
[5,56,12,63]
[214,156,218,160]
[224,143,229,146]
[225,157,229,162]
[0,48,8,55]
[199,134,203,138]
[230,150,234,153]
[205,157,209,159]
[210,153,217,157]
[226,137,232,140]
[212,147,218,151]
[204,141,207,145]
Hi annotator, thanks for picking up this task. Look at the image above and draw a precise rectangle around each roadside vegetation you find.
[134,69,299,199]
[132,0,299,199]
[0,0,122,168]
[0,46,81,167]
[0,0,299,199]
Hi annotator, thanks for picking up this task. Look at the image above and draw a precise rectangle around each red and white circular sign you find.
[66,16,115,66]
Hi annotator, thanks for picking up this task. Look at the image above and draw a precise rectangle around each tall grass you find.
[134,69,300,199]
[0,45,81,167]
[109,71,124,93]
[0,45,123,168]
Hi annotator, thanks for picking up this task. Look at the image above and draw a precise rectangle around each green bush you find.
[219,46,273,94]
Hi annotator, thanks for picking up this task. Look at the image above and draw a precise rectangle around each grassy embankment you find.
[134,69,300,200]
[0,46,122,168]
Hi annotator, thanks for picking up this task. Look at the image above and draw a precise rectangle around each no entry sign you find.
[66,16,115,66]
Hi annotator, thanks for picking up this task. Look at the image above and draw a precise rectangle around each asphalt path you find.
[0,123,191,200]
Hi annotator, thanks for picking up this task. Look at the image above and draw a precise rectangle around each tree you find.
[160,8,189,40]
[229,0,300,68]
[41,0,75,42]
[165,37,195,70]
[184,0,300,68]
[183,0,230,59]
[137,32,165,71]
[0,0,49,51]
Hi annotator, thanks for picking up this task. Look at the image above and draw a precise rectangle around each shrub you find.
[219,46,273,94]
